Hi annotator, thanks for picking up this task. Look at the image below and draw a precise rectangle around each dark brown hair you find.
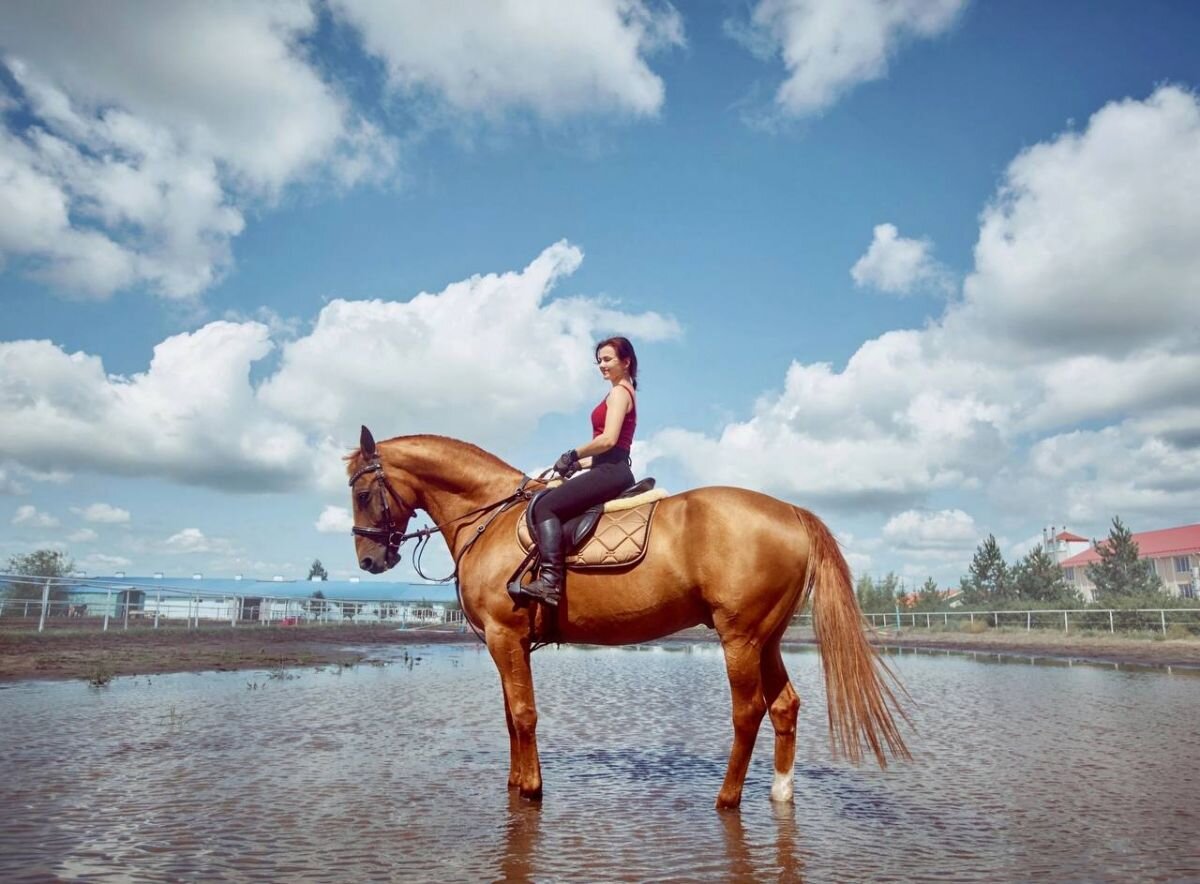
[594,336,638,390]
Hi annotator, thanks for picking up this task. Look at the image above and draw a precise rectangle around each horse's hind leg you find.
[762,641,801,803]
[716,636,767,810]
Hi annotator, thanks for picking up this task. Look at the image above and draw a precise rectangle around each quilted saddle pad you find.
[516,501,658,569]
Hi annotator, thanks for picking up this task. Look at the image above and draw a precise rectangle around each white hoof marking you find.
[770,769,794,803]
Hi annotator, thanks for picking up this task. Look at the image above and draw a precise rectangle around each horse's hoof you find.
[715,794,742,810]
[520,785,543,802]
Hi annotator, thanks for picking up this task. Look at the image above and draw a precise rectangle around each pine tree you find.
[1086,516,1163,599]
[307,559,328,581]
[1013,545,1077,603]
[919,577,940,603]
[966,534,1011,602]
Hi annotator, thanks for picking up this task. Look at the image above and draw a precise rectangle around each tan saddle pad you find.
[516,494,664,569]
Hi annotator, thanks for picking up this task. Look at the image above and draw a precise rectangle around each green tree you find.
[855,572,904,614]
[964,534,1011,603]
[855,574,880,612]
[1086,516,1163,599]
[919,577,940,604]
[307,559,328,581]
[4,549,76,601]
[1012,545,1079,604]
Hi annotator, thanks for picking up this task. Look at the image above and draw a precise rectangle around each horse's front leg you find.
[486,625,543,800]
[502,689,519,790]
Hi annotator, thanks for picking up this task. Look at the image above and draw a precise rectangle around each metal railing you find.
[0,575,464,633]
[842,607,1200,637]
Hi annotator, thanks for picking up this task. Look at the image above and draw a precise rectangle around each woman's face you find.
[596,345,628,382]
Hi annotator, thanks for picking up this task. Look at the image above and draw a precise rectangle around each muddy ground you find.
[2,621,1198,682]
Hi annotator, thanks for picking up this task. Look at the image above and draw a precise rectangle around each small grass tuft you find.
[87,662,114,687]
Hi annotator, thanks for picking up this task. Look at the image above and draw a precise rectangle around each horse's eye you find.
[356,491,370,505]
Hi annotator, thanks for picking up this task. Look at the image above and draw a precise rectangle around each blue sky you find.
[2,0,1199,589]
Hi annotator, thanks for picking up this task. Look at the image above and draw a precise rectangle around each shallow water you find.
[1,643,1197,882]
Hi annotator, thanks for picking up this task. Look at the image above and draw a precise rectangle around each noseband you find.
[349,459,416,559]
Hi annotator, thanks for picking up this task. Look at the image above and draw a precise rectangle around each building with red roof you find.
[1058,523,1200,601]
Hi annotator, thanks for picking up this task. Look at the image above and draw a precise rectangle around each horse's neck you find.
[382,436,523,553]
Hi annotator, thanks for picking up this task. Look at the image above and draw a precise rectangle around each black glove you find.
[554,449,580,477]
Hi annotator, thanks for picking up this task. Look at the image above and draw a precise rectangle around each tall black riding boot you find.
[523,516,565,606]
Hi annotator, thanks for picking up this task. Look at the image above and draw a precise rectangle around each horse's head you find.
[348,425,418,574]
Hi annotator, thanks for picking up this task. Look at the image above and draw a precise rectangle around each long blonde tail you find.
[794,508,911,767]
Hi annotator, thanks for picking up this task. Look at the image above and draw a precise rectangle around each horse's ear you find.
[360,425,376,458]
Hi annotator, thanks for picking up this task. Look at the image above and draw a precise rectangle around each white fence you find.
[844,607,1200,636]
[0,576,464,633]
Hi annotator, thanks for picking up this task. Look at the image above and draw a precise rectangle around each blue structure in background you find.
[87,575,458,603]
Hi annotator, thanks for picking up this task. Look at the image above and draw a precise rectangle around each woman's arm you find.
[573,386,632,460]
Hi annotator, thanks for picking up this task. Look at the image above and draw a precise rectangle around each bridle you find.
[349,456,540,582]
[348,459,419,564]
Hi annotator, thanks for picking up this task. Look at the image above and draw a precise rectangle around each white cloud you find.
[332,0,683,119]
[72,503,131,524]
[315,506,353,535]
[851,223,952,295]
[883,509,977,550]
[259,241,681,444]
[646,86,1200,537]
[954,85,1200,358]
[0,242,679,492]
[737,0,966,117]
[0,322,317,491]
[643,329,1011,508]
[80,553,132,572]
[1020,424,1200,526]
[68,528,98,543]
[0,2,395,300]
[12,504,59,528]
[164,528,234,555]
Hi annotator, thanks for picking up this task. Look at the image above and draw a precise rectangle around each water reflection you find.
[1,644,1197,881]
[720,802,809,882]
[496,792,542,884]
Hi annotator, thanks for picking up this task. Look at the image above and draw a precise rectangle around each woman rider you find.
[522,336,638,606]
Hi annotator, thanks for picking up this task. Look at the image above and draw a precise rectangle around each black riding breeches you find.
[534,461,635,523]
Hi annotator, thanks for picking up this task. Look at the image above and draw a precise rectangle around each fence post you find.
[103,589,112,632]
[1108,610,1114,634]
[1161,610,1167,636]
[155,592,161,629]
[993,612,999,628]
[123,593,130,630]
[1063,610,1069,633]
[970,613,974,624]
[37,579,51,633]
[1027,611,1031,631]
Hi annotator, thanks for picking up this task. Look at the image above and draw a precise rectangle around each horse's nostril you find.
[360,557,373,571]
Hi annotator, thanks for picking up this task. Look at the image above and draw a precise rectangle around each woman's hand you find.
[554,449,580,477]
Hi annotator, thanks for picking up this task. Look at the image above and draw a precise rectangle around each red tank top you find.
[591,385,636,450]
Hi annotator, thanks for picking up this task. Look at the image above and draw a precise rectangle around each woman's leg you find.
[523,464,633,605]
[537,463,634,522]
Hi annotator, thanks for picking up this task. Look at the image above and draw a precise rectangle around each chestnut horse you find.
[347,428,909,809]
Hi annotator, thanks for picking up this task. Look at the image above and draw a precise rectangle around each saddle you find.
[516,478,665,569]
